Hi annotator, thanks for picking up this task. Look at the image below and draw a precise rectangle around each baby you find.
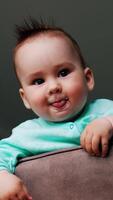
[0,18,113,200]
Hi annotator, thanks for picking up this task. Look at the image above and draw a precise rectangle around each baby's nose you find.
[48,81,62,95]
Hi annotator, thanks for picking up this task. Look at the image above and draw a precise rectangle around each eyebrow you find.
[25,61,75,80]
[25,71,43,82]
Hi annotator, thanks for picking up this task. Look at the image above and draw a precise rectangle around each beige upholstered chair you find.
[16,143,113,200]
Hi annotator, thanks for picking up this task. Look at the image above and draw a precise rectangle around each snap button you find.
[70,123,74,129]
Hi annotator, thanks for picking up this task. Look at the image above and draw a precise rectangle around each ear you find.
[84,67,95,91]
[19,88,31,109]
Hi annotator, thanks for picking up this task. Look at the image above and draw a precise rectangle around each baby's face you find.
[15,35,94,122]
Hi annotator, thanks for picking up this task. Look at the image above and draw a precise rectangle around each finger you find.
[84,132,94,155]
[92,135,101,156]
[18,186,32,200]
[9,195,18,200]
[18,193,32,200]
[80,131,86,149]
[101,137,109,157]
[81,129,90,149]
[8,193,21,200]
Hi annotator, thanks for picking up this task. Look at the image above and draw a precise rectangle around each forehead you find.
[15,34,79,58]
[14,34,81,77]
[15,33,75,56]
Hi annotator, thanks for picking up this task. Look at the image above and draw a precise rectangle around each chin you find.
[48,113,76,122]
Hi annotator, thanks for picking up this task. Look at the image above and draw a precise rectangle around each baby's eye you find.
[58,68,70,77]
[33,78,45,85]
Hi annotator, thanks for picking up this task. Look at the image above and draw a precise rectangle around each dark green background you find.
[0,0,113,138]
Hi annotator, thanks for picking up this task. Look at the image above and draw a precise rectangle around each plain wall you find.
[0,0,113,138]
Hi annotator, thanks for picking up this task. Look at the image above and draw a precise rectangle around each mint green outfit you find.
[0,99,113,173]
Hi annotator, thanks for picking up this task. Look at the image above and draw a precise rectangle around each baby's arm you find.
[80,116,113,157]
[0,170,32,200]
[0,128,33,200]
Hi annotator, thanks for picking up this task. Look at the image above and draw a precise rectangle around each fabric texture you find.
[0,99,113,173]
[15,143,113,200]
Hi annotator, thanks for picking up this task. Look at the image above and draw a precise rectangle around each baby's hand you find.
[0,170,32,200]
[80,117,113,157]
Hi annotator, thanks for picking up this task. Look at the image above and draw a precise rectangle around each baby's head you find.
[13,18,94,122]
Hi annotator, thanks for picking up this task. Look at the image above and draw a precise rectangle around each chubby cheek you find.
[67,81,88,106]
[24,88,52,119]
[25,89,46,113]
[32,95,46,112]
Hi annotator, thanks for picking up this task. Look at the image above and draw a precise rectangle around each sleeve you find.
[0,137,32,174]
[76,99,113,133]
[0,118,81,174]
[90,99,113,116]
[0,121,35,174]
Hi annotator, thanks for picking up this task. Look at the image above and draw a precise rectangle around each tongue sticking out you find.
[52,99,67,108]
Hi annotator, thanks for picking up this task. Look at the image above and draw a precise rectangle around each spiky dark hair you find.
[14,17,86,67]
[15,17,56,44]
